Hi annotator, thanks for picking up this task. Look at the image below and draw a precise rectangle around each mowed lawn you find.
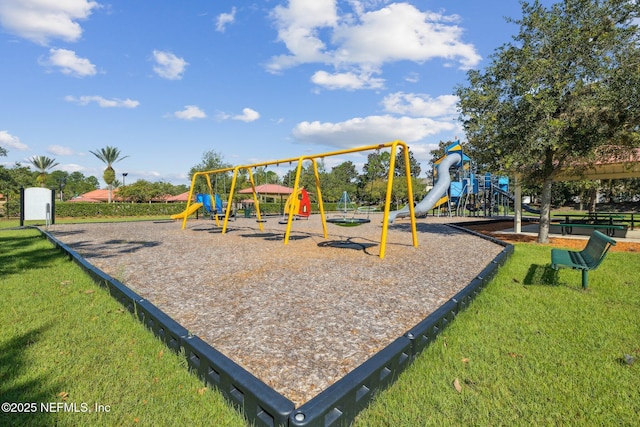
[1,226,639,426]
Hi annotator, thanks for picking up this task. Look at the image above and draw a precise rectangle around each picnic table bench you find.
[553,213,626,236]
[558,222,625,237]
[551,230,617,289]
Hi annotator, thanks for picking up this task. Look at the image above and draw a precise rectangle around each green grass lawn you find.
[0,229,245,427]
[0,216,175,230]
[355,244,640,426]
[1,227,638,426]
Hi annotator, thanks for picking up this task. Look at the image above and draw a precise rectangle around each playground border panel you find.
[38,225,513,427]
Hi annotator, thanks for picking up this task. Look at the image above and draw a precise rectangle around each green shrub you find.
[55,202,187,218]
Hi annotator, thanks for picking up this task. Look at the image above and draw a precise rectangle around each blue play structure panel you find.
[498,176,509,192]
[449,181,465,199]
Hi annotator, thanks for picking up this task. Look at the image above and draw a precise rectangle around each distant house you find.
[238,184,294,203]
[165,191,193,202]
[72,188,121,203]
[68,195,102,203]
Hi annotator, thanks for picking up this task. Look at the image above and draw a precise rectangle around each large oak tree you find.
[457,0,640,242]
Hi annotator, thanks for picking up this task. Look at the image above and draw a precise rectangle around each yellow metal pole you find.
[181,172,200,230]
[247,167,264,232]
[311,158,328,238]
[403,143,418,247]
[379,141,418,258]
[222,167,240,233]
[284,157,304,244]
[380,148,397,259]
[204,173,220,227]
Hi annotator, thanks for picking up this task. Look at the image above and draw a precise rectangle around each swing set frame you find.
[183,140,417,259]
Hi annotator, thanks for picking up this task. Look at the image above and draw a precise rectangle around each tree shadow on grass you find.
[0,325,61,427]
[0,233,62,278]
[523,264,560,286]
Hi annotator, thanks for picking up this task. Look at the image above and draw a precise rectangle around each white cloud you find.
[232,108,260,122]
[152,50,188,80]
[268,1,481,87]
[47,145,75,156]
[216,7,236,32]
[0,0,99,45]
[332,4,481,69]
[311,70,384,90]
[404,72,420,83]
[292,115,456,149]
[173,105,206,120]
[382,92,458,117]
[267,0,338,72]
[65,95,140,108]
[42,48,96,77]
[0,130,29,151]
[58,163,88,173]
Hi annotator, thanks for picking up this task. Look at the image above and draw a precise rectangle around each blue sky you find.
[0,0,552,187]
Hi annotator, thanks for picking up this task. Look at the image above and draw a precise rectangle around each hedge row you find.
[2,201,348,218]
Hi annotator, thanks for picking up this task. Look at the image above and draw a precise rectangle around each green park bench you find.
[551,230,617,289]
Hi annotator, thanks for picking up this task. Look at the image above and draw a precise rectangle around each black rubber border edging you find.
[38,224,513,427]
[289,225,513,426]
[40,229,294,427]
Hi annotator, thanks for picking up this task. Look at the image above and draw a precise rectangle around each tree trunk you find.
[578,191,584,211]
[588,188,597,213]
[537,176,553,244]
[108,184,112,204]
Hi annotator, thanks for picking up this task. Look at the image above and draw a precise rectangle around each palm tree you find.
[90,146,129,203]
[28,155,59,187]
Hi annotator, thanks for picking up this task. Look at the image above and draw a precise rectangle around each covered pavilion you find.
[513,148,640,233]
[238,184,294,203]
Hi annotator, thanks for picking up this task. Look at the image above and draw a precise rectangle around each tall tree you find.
[188,150,231,194]
[324,161,358,201]
[65,171,99,198]
[457,0,640,242]
[394,147,421,178]
[27,155,59,187]
[90,146,129,203]
[362,150,391,181]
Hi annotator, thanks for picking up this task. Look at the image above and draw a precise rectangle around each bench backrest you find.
[580,230,617,269]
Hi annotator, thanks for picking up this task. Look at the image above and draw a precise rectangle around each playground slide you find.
[389,152,462,223]
[494,188,540,214]
[170,202,203,220]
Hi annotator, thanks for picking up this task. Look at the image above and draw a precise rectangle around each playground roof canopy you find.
[554,148,640,181]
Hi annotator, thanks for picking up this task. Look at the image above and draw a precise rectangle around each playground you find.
[48,214,504,407]
[26,139,640,424]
